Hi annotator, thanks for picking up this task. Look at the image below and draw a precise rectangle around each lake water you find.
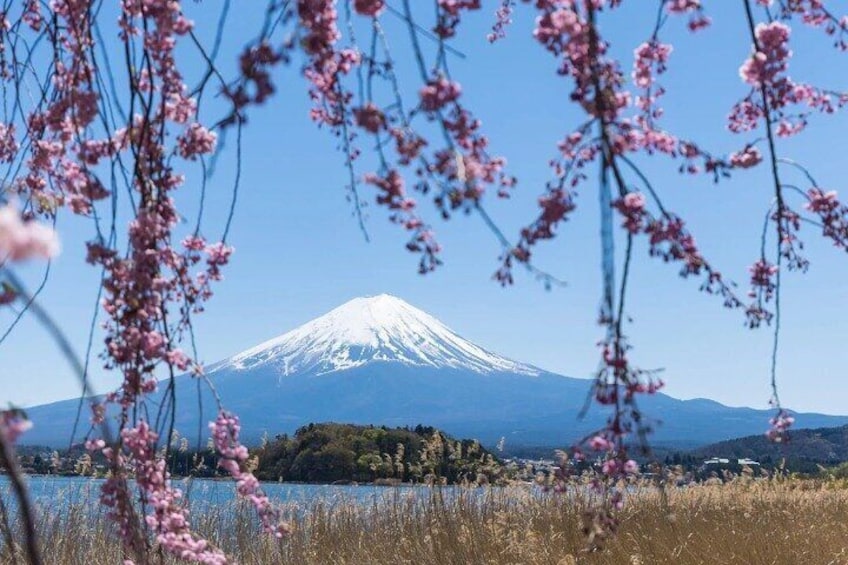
[0,475,481,516]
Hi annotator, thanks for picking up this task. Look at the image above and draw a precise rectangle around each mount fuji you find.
[21,294,848,448]
[216,294,539,378]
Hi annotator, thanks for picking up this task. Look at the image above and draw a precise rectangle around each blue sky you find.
[2,2,847,416]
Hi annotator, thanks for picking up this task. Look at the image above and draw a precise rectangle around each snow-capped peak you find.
[218,294,540,377]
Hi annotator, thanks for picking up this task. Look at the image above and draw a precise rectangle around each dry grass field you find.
[4,477,848,564]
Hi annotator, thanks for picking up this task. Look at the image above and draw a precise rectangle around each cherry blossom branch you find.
[744,0,791,438]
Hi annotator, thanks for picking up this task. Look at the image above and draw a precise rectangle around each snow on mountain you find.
[216,294,540,377]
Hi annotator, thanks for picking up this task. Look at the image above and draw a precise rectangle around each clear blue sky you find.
[2,2,847,415]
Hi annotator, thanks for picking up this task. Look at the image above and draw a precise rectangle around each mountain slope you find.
[692,425,848,465]
[20,295,848,448]
[215,294,538,377]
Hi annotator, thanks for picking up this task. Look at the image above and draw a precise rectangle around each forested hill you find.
[253,423,504,484]
[692,425,848,469]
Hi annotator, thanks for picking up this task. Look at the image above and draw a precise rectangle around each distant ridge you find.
[20,295,848,448]
[692,424,848,468]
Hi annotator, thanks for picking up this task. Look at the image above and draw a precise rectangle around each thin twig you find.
[0,438,42,565]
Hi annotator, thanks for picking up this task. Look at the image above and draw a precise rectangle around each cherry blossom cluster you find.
[488,0,516,43]
[731,21,847,136]
[0,410,32,445]
[364,170,442,274]
[495,187,576,285]
[748,258,779,300]
[666,0,712,31]
[544,452,623,549]
[210,412,290,538]
[593,336,664,409]
[0,202,59,262]
[121,422,228,564]
[532,2,628,124]
[223,42,287,127]
[612,192,647,234]
[354,0,385,17]
[14,2,110,217]
[632,40,672,119]
[96,441,147,556]
[775,206,808,272]
[299,0,359,129]
[609,195,744,312]
[729,146,763,168]
[805,188,848,250]
[585,440,639,485]
[774,0,848,49]
[766,408,795,442]
[420,82,516,216]
[435,0,482,39]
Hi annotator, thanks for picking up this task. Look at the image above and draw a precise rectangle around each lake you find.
[0,475,489,517]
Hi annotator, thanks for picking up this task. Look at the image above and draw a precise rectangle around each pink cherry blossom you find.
[419,77,462,112]
[0,411,32,445]
[209,412,290,538]
[739,22,792,87]
[589,435,611,451]
[0,202,59,261]
[353,103,386,133]
[766,409,795,442]
[353,0,384,17]
[729,146,763,168]
[488,0,514,43]
[613,192,647,234]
